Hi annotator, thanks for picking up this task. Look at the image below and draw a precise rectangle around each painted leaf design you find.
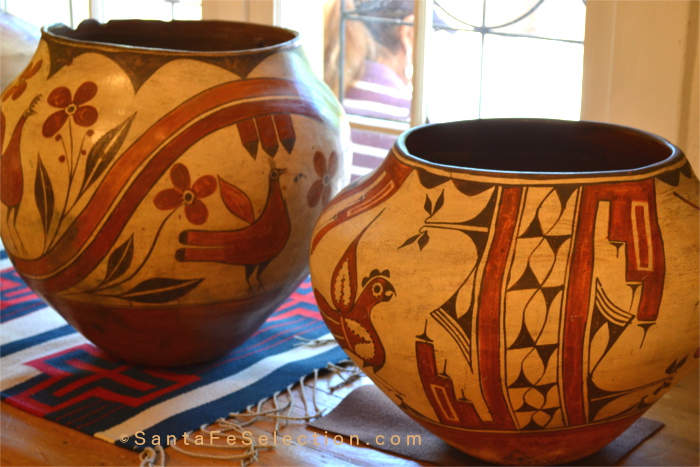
[433,190,445,213]
[417,231,430,251]
[665,359,678,375]
[102,234,134,285]
[331,255,356,313]
[399,233,422,249]
[424,194,433,215]
[219,176,255,224]
[665,356,688,375]
[653,380,672,395]
[118,277,204,303]
[34,155,54,234]
[80,113,136,195]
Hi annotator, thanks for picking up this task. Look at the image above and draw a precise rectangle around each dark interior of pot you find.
[402,119,678,173]
[47,19,296,52]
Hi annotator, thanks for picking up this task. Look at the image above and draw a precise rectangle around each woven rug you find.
[0,246,346,451]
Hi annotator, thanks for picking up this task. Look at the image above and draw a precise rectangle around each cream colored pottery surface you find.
[1,26,350,308]
[310,147,699,440]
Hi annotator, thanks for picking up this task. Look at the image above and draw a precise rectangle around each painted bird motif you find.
[176,165,291,291]
[1,95,41,226]
[314,212,395,372]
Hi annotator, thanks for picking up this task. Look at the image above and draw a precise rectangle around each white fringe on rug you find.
[136,340,362,467]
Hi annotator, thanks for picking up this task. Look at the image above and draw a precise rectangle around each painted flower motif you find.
[2,60,42,102]
[42,81,99,138]
[307,150,339,208]
[154,163,217,225]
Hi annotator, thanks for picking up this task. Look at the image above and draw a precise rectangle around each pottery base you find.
[39,277,304,367]
[310,384,665,466]
[409,411,644,466]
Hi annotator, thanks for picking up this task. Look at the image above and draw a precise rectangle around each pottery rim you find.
[41,19,300,56]
[394,118,687,183]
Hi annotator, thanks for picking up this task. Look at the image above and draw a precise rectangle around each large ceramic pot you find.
[309,119,699,465]
[0,19,349,366]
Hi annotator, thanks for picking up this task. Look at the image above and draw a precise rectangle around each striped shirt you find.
[344,61,411,181]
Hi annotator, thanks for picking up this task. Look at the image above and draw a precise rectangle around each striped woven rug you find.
[0,246,346,450]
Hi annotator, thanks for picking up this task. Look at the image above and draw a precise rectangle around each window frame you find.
[333,0,585,134]
[9,0,691,169]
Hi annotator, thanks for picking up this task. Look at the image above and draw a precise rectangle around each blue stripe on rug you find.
[0,324,76,357]
[0,243,348,451]
[0,268,47,322]
[118,345,347,449]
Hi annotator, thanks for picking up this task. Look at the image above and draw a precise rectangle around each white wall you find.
[200,0,324,79]
[581,0,699,173]
[201,0,275,25]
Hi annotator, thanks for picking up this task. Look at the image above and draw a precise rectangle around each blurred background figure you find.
[324,0,453,181]
[324,0,416,181]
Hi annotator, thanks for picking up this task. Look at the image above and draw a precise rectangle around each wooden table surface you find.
[1,365,697,466]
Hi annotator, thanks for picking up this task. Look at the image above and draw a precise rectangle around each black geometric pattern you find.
[584,280,664,422]
[656,161,693,187]
[588,280,635,375]
[430,185,500,369]
[503,186,579,430]
[587,350,690,423]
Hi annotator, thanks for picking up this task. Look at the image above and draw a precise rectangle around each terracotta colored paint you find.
[310,119,699,465]
[0,19,350,367]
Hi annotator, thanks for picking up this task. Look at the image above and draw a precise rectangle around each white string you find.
[139,446,165,467]
[137,355,362,466]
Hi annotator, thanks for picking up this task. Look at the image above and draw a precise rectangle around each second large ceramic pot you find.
[0,19,349,366]
[309,119,699,465]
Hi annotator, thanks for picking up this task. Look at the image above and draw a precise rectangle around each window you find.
[2,0,83,29]
[428,0,585,121]
[93,0,202,23]
[3,0,694,174]
[1,0,201,29]
[328,0,585,124]
[323,0,585,179]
